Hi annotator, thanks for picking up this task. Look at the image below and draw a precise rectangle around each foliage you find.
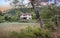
[2,8,37,23]
[41,6,60,19]
[41,6,60,31]
[19,27,52,38]
[0,10,3,16]
[45,22,56,31]
[0,16,5,23]
[4,26,52,38]
[10,31,20,38]
[11,0,19,7]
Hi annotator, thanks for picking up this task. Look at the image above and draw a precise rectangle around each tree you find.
[10,0,44,28]
[11,0,19,7]
[40,6,60,30]
[29,0,44,28]
[10,0,26,8]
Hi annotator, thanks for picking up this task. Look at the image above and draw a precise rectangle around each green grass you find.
[0,23,40,37]
[0,23,39,33]
[0,22,39,26]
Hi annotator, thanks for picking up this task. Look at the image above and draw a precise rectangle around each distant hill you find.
[0,6,12,13]
[5,8,33,16]
[4,7,41,16]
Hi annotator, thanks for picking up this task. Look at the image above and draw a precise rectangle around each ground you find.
[0,23,39,36]
[0,23,60,38]
[53,27,60,38]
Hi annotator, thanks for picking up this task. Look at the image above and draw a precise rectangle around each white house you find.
[20,13,32,20]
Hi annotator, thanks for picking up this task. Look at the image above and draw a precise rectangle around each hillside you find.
[0,6,11,13]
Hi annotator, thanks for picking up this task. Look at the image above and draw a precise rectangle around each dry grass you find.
[0,23,39,37]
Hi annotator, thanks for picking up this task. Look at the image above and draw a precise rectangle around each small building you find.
[20,13,32,20]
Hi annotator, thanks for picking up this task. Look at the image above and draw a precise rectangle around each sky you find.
[0,0,60,6]
[0,0,10,6]
[49,0,60,6]
[0,0,30,6]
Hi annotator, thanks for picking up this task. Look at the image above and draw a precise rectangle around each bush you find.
[3,26,52,38]
[4,15,20,22]
[10,31,20,38]
[44,22,57,31]
[19,26,52,38]
[0,16,5,23]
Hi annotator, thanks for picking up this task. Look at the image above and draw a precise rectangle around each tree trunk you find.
[31,1,44,28]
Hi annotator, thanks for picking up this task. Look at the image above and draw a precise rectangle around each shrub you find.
[0,16,5,23]
[0,26,53,38]
[10,31,20,38]
[19,26,53,38]
[44,22,57,31]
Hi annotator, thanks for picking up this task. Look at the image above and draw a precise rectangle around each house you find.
[20,13,32,20]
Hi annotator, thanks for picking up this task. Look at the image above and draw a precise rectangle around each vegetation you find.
[0,5,60,28]
[0,0,60,38]
[0,26,53,38]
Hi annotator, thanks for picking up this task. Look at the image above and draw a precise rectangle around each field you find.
[0,23,39,36]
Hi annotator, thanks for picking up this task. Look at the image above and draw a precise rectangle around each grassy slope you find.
[0,23,39,36]
[0,23,60,38]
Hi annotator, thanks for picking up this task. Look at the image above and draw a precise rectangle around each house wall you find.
[20,14,32,20]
